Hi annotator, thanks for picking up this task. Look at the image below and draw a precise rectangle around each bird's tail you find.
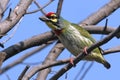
[103,60,111,69]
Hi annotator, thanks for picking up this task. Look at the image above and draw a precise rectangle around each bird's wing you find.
[71,23,104,54]
[71,23,96,43]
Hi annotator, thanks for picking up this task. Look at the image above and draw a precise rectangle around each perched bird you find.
[40,12,111,69]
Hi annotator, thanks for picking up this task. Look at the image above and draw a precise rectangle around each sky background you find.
[0,0,120,80]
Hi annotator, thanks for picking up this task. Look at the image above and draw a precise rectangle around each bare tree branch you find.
[0,52,6,68]
[56,0,64,18]
[0,0,33,38]
[34,0,46,15]
[22,41,64,80]
[26,0,54,14]
[36,40,64,80]
[74,61,88,80]
[79,62,94,80]
[0,41,54,74]
[5,73,11,80]
[0,0,9,20]
[0,16,23,47]
[18,65,30,80]
[4,44,120,79]
[80,0,120,25]
[103,46,120,55]
[0,31,56,62]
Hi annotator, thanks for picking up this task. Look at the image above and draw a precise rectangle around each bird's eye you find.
[51,16,57,19]
[49,15,58,23]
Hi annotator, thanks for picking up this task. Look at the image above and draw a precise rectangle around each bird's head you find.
[39,12,64,30]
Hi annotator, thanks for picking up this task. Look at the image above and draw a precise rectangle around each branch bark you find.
[22,41,64,80]
[0,0,9,20]
[80,0,120,25]
[0,41,54,74]
[0,31,56,62]
[0,0,33,38]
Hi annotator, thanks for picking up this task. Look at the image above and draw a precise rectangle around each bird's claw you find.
[70,58,76,67]
[83,47,88,54]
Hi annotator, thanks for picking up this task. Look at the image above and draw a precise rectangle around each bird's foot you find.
[70,58,76,67]
[83,47,88,54]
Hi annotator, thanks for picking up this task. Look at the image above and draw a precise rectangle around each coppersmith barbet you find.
[40,12,111,69]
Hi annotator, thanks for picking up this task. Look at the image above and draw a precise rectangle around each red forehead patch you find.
[46,12,55,17]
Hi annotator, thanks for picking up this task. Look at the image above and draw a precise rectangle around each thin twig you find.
[80,62,94,80]
[26,0,54,14]
[50,26,120,80]
[5,73,11,80]
[100,19,108,39]
[6,8,12,20]
[42,0,54,9]
[0,16,23,48]
[56,0,64,18]
[1,17,23,45]
[18,65,30,80]
[103,45,120,55]
[33,0,46,15]
[74,61,88,80]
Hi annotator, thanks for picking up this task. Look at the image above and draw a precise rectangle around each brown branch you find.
[0,0,9,20]
[4,43,120,79]
[50,26,120,80]
[0,31,56,62]
[36,40,64,80]
[0,41,54,74]
[27,0,54,14]
[34,0,46,15]
[18,65,30,80]
[22,58,70,80]
[5,74,11,80]
[4,44,119,79]
[80,0,120,25]
[79,62,94,80]
[0,0,33,38]
[0,52,6,69]
[22,41,64,80]
[56,0,64,18]
[103,46,120,55]
[74,62,88,80]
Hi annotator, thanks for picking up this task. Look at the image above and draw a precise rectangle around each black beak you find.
[39,16,49,22]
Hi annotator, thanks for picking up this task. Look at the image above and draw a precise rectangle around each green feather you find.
[71,23,96,43]
[71,23,106,56]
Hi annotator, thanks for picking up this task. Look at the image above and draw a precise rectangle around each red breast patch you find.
[54,29,63,36]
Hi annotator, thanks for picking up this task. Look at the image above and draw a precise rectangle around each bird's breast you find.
[57,25,93,56]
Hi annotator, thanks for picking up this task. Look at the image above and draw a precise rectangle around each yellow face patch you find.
[50,14,58,23]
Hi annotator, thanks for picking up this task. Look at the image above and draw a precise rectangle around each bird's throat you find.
[54,28,64,36]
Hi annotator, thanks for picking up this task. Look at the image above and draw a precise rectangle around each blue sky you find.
[0,0,120,80]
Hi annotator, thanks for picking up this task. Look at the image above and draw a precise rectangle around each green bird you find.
[40,12,111,69]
